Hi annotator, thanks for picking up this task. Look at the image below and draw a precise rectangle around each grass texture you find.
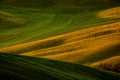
[0,22,120,67]
[0,2,120,48]
[0,53,120,80]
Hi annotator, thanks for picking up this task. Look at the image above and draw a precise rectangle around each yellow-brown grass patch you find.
[0,22,120,65]
[90,56,120,67]
[97,7,120,18]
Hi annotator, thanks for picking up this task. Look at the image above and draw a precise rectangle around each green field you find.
[0,0,120,79]
[0,53,120,80]
[0,0,120,48]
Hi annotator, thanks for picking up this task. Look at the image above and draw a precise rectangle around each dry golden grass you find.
[90,56,120,73]
[0,37,65,54]
[97,7,120,18]
[90,56,120,67]
[0,22,120,65]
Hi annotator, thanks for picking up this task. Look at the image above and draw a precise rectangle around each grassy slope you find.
[0,53,120,80]
[0,21,120,66]
[0,10,27,29]
[0,0,120,72]
[90,56,120,67]
[90,56,120,73]
[0,1,120,48]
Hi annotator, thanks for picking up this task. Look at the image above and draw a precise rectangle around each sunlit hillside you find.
[90,56,120,73]
[0,22,120,68]
[98,7,120,18]
[0,0,120,76]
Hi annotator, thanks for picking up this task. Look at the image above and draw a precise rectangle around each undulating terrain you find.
[0,53,120,80]
[0,0,120,79]
[0,0,120,48]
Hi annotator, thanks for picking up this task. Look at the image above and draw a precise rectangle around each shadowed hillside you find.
[0,0,120,74]
[0,0,120,9]
[0,53,120,80]
[0,0,120,16]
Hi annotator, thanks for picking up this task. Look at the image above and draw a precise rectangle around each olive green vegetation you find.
[0,5,120,48]
[0,0,120,79]
[0,11,28,29]
[0,0,120,9]
[0,52,120,80]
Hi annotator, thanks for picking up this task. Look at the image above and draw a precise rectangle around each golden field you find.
[0,21,120,67]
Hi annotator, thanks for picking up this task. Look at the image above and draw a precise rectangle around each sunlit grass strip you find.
[98,7,120,18]
[0,22,120,66]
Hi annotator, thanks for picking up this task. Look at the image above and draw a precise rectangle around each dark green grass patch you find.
[0,53,120,80]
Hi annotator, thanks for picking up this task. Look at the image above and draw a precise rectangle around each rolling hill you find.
[90,56,120,72]
[0,21,120,69]
[0,0,120,74]
[0,53,120,80]
[0,1,120,48]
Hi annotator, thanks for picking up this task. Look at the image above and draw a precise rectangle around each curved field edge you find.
[0,53,120,80]
[90,56,120,67]
[90,56,120,73]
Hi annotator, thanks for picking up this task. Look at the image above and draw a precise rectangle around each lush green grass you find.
[0,1,120,72]
[0,52,120,80]
[0,0,120,48]
[0,0,120,79]
[0,6,120,48]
